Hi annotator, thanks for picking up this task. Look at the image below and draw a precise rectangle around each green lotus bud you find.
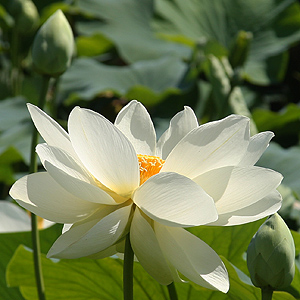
[229,30,253,69]
[31,9,74,77]
[8,0,39,34]
[247,213,295,290]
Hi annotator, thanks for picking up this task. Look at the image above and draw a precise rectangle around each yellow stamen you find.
[137,154,165,185]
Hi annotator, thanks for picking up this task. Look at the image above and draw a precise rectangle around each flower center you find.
[137,154,165,185]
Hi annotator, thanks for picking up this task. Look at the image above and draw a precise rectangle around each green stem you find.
[29,75,50,300]
[123,234,134,300]
[261,288,273,300]
[167,282,178,300]
[29,76,50,173]
[31,214,45,300]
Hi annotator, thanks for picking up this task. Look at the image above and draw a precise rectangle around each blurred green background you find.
[1,0,300,299]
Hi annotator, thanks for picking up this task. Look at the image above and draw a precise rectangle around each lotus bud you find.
[8,0,39,34]
[247,213,295,290]
[229,30,252,69]
[31,9,74,77]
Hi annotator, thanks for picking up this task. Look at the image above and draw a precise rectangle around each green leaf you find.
[76,34,113,57]
[7,245,169,300]
[155,0,300,84]
[0,96,29,131]
[258,142,300,198]
[243,51,289,85]
[6,242,298,300]
[0,147,22,184]
[253,104,300,132]
[283,260,300,299]
[75,0,190,63]
[59,56,187,106]
[0,96,32,164]
[0,224,62,300]
[291,230,300,256]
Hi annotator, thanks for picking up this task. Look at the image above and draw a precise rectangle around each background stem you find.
[29,75,50,300]
[123,234,134,300]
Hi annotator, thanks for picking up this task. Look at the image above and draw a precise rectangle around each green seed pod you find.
[31,9,74,77]
[247,213,295,290]
[8,0,39,34]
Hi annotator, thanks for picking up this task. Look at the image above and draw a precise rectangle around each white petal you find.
[130,209,174,285]
[155,224,229,292]
[157,106,198,160]
[162,115,250,179]
[193,166,234,202]
[47,204,131,259]
[45,162,118,205]
[0,201,31,232]
[9,173,100,224]
[62,224,72,233]
[133,172,217,227]
[88,245,117,259]
[239,131,274,166]
[36,144,117,205]
[36,143,93,183]
[195,166,282,214]
[115,100,156,156]
[209,190,282,226]
[27,104,76,156]
[68,107,139,196]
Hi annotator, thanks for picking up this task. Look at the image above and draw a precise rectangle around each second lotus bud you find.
[247,213,295,290]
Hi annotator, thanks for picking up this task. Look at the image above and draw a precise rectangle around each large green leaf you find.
[7,245,296,300]
[154,0,300,84]
[59,56,187,106]
[0,224,62,300]
[6,245,169,300]
[75,0,190,63]
[253,104,300,132]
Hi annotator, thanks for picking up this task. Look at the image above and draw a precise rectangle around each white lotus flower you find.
[9,100,283,293]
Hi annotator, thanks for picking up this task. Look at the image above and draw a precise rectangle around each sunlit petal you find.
[68,107,139,196]
[130,209,174,285]
[239,131,274,166]
[209,190,282,226]
[157,106,198,159]
[156,224,229,293]
[115,100,156,156]
[9,173,100,223]
[47,204,131,259]
[133,172,217,227]
[27,104,76,156]
[195,166,282,214]
[162,115,250,179]
[36,143,93,183]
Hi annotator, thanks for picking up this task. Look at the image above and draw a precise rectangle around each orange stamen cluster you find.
[137,154,165,185]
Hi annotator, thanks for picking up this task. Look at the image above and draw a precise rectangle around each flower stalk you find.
[261,288,273,300]
[167,283,178,300]
[123,233,134,300]
[29,75,50,300]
